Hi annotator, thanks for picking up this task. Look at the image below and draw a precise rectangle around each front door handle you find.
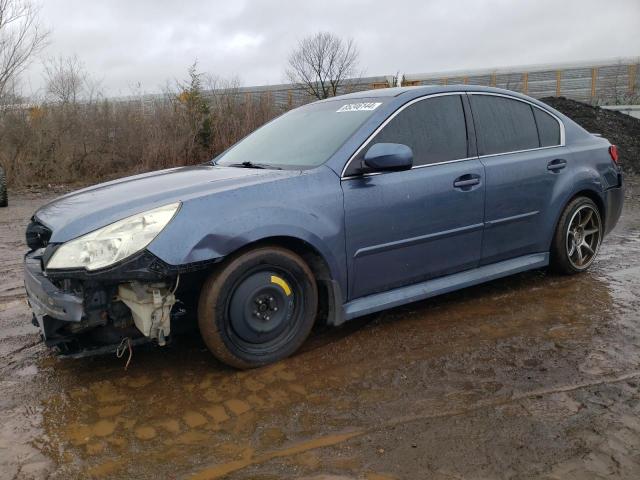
[453,174,481,189]
[547,158,567,172]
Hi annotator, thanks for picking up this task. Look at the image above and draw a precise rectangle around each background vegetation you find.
[0,59,282,186]
[0,0,360,187]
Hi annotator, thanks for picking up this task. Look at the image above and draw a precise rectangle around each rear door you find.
[468,93,565,265]
[342,94,485,300]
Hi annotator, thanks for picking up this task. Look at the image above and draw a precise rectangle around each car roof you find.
[317,84,541,102]
[316,84,568,119]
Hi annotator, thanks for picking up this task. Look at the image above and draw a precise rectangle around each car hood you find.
[35,165,298,242]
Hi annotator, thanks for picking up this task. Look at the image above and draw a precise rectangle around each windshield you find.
[215,99,387,169]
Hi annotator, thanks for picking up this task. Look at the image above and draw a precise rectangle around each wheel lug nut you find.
[273,307,278,311]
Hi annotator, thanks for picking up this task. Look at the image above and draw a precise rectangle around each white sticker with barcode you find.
[336,102,382,113]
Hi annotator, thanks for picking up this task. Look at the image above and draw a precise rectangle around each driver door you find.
[341,94,485,300]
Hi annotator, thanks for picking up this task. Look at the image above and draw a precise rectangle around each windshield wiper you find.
[226,161,282,170]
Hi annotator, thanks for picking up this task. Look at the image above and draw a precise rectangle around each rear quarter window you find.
[533,108,561,147]
[470,95,539,155]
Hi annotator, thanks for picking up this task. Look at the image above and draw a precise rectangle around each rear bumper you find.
[24,251,84,342]
[604,176,624,236]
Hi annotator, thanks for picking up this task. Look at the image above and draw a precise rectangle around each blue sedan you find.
[24,85,624,368]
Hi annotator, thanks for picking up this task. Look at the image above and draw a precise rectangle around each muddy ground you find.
[1,182,639,480]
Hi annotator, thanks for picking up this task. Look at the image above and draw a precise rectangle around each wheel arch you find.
[212,235,345,326]
[548,186,606,251]
[572,189,605,224]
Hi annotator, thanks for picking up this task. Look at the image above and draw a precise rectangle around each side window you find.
[350,95,467,174]
[533,108,561,147]
[470,95,539,155]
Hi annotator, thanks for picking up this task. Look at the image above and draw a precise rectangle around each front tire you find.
[198,246,318,369]
[550,196,603,274]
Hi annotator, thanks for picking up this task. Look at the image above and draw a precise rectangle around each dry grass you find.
[0,89,284,187]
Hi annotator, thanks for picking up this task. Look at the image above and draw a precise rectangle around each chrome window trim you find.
[341,156,477,180]
[478,144,563,159]
[340,90,566,180]
[467,91,566,149]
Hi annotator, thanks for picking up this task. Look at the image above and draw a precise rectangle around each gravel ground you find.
[0,179,639,480]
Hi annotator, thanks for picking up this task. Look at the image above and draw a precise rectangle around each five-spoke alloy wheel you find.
[566,204,602,269]
[551,196,603,274]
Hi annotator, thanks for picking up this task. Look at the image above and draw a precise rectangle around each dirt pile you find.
[542,97,640,174]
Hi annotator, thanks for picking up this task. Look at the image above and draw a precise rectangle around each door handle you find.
[547,159,567,172]
[453,174,481,189]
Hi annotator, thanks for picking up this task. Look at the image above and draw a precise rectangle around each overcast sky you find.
[23,0,640,97]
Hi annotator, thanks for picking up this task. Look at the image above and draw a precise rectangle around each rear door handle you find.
[453,174,481,189]
[547,159,567,172]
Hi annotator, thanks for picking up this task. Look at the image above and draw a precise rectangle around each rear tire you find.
[550,196,602,275]
[0,166,7,208]
[198,246,318,369]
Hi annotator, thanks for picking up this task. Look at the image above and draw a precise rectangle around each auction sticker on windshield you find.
[336,102,382,113]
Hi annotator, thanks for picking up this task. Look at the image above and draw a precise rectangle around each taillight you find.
[609,145,619,165]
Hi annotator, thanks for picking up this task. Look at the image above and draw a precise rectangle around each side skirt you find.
[342,252,549,321]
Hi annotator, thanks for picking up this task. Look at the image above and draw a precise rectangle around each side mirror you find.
[363,143,413,172]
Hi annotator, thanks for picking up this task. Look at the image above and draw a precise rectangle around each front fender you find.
[185,219,345,291]
[147,167,347,292]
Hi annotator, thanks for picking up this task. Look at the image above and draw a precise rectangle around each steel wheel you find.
[565,204,601,270]
[226,267,302,354]
[198,246,318,369]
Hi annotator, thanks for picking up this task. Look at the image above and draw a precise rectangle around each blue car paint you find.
[35,165,297,243]
[148,165,348,293]
[342,158,486,299]
[30,85,624,324]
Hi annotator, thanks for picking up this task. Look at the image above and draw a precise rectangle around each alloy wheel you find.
[566,204,601,270]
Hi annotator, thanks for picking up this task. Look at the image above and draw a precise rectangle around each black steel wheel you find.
[198,246,317,369]
[551,196,603,274]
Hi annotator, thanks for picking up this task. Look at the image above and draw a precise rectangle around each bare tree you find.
[0,0,49,100]
[286,32,360,100]
[44,55,88,104]
[389,71,403,88]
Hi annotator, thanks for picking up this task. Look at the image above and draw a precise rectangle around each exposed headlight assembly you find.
[47,203,180,271]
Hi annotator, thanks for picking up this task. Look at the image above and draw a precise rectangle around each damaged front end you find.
[23,206,208,357]
[24,248,183,356]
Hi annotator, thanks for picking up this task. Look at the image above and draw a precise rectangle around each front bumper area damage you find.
[25,253,84,322]
[23,247,204,356]
[25,252,85,339]
[117,283,175,346]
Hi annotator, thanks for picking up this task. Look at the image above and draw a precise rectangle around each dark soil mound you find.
[542,97,640,174]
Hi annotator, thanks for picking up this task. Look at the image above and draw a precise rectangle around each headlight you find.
[47,203,180,271]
